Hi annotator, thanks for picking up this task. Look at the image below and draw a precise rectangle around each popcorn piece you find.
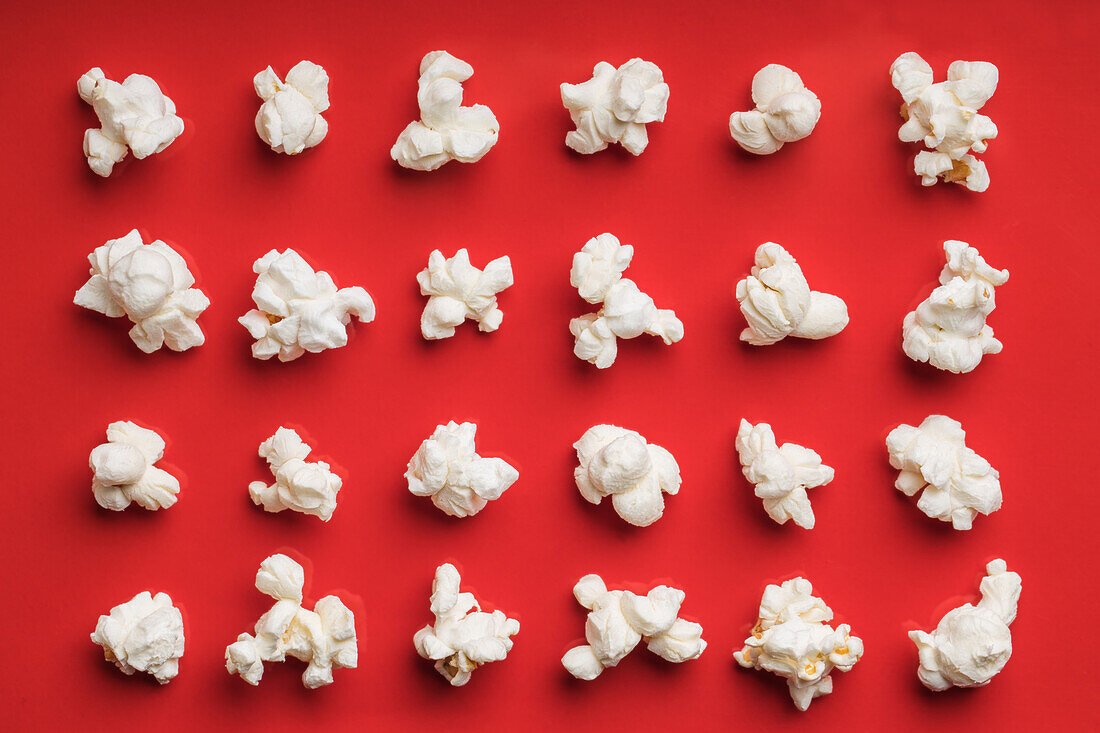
[902,240,1009,373]
[573,424,680,527]
[729,64,820,154]
[735,577,863,711]
[735,419,833,529]
[74,229,210,353]
[910,559,1021,690]
[406,421,518,518]
[560,59,669,156]
[413,563,520,686]
[391,51,499,171]
[890,52,999,191]
[417,249,513,339]
[90,421,180,511]
[736,242,848,346]
[562,574,705,680]
[569,233,683,368]
[78,68,185,177]
[91,591,185,683]
[225,554,357,688]
[239,249,375,362]
[886,415,1001,530]
[254,61,330,155]
[249,427,342,521]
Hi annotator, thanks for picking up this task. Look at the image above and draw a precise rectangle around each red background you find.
[4,0,1098,729]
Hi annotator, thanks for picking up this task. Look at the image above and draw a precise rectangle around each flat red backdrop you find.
[4,0,1098,730]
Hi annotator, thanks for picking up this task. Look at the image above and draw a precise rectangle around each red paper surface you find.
[4,0,1098,729]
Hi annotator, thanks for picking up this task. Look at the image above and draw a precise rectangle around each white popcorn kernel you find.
[254,61,330,155]
[417,249,513,339]
[406,421,518,518]
[902,240,1009,374]
[573,424,681,527]
[886,415,1001,530]
[90,421,180,511]
[735,577,863,711]
[74,229,210,353]
[562,574,705,679]
[569,233,683,368]
[78,68,185,177]
[248,427,343,521]
[736,242,848,346]
[735,420,833,529]
[226,554,357,688]
[91,591,185,683]
[890,52,998,191]
[391,51,499,171]
[413,563,520,686]
[239,248,375,362]
[560,59,669,156]
[910,559,1021,690]
[729,64,820,155]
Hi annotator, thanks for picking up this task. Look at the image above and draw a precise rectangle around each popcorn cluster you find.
[735,419,833,529]
[562,574,706,680]
[249,427,343,521]
[736,242,848,346]
[569,233,683,368]
[910,559,1021,691]
[729,64,820,155]
[225,554,357,688]
[77,68,185,177]
[890,52,999,192]
[886,415,1001,530]
[573,424,681,527]
[91,591,185,684]
[239,249,375,361]
[90,421,180,511]
[417,249,513,339]
[406,421,519,518]
[735,577,863,711]
[560,59,669,156]
[74,229,209,353]
[902,240,1009,374]
[254,61,329,155]
[414,563,520,686]
[391,51,499,171]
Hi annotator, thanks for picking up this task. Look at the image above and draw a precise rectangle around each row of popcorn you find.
[93,554,1021,710]
[80,50,998,191]
[75,231,1010,375]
